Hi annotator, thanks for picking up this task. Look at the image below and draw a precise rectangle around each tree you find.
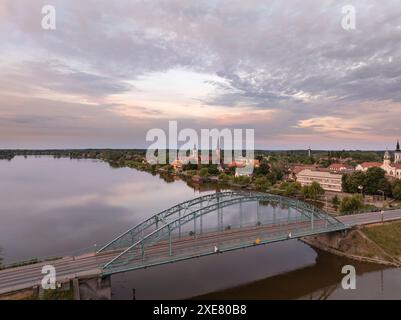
[182,162,198,171]
[218,172,230,182]
[364,167,390,195]
[342,171,365,194]
[342,168,391,196]
[340,195,364,214]
[234,175,251,185]
[392,180,401,200]
[302,182,324,200]
[207,165,219,175]
[265,163,287,185]
[332,195,340,210]
[254,176,271,190]
[283,182,302,197]
[199,167,209,177]
[254,161,270,176]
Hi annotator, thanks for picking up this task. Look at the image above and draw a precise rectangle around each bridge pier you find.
[74,275,112,300]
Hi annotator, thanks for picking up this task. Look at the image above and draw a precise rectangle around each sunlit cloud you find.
[296,116,370,135]
[1,0,401,149]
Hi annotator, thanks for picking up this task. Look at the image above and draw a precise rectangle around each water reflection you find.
[0,156,213,263]
[197,249,386,300]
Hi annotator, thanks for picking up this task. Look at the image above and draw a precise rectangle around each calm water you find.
[1,156,401,299]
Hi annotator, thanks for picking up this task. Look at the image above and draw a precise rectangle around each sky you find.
[1,0,401,150]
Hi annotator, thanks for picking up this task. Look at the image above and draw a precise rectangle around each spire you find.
[397,139,400,152]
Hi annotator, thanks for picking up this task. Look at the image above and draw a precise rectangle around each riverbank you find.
[302,222,401,267]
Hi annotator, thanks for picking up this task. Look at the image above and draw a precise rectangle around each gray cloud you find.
[1,0,401,148]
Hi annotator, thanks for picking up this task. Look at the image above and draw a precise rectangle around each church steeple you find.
[395,139,401,164]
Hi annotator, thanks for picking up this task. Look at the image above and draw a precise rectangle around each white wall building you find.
[356,141,401,179]
[296,169,343,192]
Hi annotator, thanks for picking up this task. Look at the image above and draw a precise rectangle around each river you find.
[0,156,400,299]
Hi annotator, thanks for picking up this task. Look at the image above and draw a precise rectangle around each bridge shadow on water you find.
[109,238,387,300]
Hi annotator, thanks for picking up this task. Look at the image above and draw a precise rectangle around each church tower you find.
[395,139,401,164]
[384,149,391,167]
[192,144,198,159]
[215,137,221,163]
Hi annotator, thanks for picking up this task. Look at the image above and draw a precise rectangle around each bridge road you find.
[1,209,401,296]
[337,208,401,226]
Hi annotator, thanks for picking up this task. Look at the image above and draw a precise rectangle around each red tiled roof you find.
[359,162,382,168]
[290,164,320,174]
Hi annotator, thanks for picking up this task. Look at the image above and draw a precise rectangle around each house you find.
[328,163,354,173]
[355,162,382,172]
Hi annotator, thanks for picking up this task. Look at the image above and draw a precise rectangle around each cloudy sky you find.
[1,0,401,150]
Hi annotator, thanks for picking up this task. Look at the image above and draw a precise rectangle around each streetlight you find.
[378,190,385,224]
[358,185,364,197]
[378,189,385,202]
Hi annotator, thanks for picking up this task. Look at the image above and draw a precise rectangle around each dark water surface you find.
[1,156,400,299]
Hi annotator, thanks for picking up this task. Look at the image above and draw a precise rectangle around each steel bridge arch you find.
[100,191,347,275]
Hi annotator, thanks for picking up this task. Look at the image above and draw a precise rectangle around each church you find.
[356,140,401,179]
[381,140,401,179]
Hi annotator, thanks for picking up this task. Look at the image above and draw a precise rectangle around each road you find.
[1,208,401,296]
[337,208,401,226]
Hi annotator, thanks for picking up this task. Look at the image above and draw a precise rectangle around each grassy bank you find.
[363,221,401,258]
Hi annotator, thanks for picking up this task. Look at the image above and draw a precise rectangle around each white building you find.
[296,169,343,192]
[356,140,401,179]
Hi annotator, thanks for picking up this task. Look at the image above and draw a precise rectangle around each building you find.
[355,140,401,179]
[381,146,401,179]
[227,158,260,177]
[328,163,354,173]
[355,162,382,172]
[289,164,321,180]
[296,169,343,192]
[171,159,183,171]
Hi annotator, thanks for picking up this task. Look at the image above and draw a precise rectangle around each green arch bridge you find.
[98,191,348,275]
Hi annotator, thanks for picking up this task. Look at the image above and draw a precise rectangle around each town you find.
[2,141,401,217]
